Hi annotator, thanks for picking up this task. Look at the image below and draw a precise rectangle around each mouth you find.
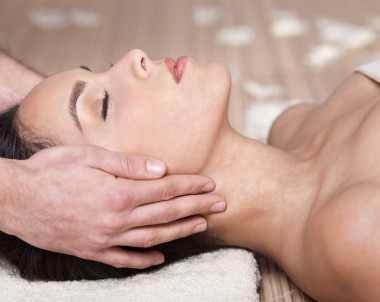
[164,56,188,83]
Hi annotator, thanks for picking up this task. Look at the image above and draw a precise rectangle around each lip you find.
[164,56,188,83]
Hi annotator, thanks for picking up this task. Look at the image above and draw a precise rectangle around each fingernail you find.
[202,182,215,192]
[153,258,165,266]
[192,223,207,234]
[210,201,226,212]
[146,159,165,175]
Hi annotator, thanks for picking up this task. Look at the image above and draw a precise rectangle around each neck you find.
[199,125,318,264]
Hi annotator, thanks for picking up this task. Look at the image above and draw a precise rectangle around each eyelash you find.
[79,65,110,120]
[101,88,109,121]
[80,65,92,72]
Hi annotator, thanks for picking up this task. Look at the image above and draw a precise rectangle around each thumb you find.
[82,146,167,180]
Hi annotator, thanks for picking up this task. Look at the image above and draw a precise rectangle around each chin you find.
[201,61,231,110]
[165,63,231,174]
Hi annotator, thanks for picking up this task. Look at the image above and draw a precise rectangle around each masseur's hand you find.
[0,146,225,269]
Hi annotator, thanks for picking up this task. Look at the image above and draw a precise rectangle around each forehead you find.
[18,70,82,144]
[20,69,79,108]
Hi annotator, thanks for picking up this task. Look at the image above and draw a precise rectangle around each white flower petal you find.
[214,26,254,47]
[29,8,68,30]
[191,5,222,26]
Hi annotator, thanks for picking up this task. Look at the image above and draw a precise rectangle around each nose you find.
[113,49,150,80]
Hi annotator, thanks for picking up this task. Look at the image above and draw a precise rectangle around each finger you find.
[32,145,167,179]
[95,247,165,269]
[111,216,207,248]
[83,145,167,179]
[131,194,225,227]
[120,174,216,206]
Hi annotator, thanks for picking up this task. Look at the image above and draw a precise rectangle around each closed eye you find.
[78,65,109,120]
[101,88,109,121]
[79,65,92,72]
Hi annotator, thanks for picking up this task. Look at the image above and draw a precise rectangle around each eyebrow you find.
[69,80,86,131]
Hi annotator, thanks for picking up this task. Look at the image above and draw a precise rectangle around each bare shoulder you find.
[269,72,380,152]
[300,183,380,301]
[311,182,380,241]
[268,102,317,149]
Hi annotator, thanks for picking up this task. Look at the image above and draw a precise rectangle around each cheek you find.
[106,67,231,173]
[184,62,231,127]
[105,99,202,172]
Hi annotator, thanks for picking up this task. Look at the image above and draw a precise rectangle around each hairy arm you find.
[0,147,224,268]
[0,51,43,111]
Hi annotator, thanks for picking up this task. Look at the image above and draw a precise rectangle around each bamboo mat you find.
[1,0,380,301]
[258,256,316,302]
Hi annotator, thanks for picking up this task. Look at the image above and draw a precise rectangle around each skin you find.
[0,51,227,269]
[19,49,380,301]
[0,52,42,111]
[19,49,230,174]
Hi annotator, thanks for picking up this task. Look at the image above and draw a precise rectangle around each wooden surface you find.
[1,0,380,301]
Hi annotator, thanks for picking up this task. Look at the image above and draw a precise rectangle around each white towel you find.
[354,60,380,83]
[0,248,260,302]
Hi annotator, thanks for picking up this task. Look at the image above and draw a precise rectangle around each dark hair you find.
[0,104,220,281]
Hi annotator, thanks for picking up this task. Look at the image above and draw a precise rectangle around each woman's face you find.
[18,49,231,173]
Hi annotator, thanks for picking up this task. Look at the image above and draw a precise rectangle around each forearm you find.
[0,157,22,235]
[0,52,43,110]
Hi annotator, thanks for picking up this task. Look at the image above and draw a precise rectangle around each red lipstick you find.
[164,56,188,83]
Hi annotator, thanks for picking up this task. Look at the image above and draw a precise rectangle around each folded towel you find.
[0,248,260,302]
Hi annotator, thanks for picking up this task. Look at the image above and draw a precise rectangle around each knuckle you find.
[190,198,205,214]
[160,181,177,200]
[189,177,209,193]
[155,206,176,224]
[107,190,129,211]
[166,227,185,242]
[194,204,203,215]
[91,233,109,247]
[123,188,137,205]
[111,261,127,269]
[176,228,187,240]
[102,217,124,233]
[142,232,160,248]
[120,155,137,176]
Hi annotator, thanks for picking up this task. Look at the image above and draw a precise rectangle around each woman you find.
[1,49,380,301]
